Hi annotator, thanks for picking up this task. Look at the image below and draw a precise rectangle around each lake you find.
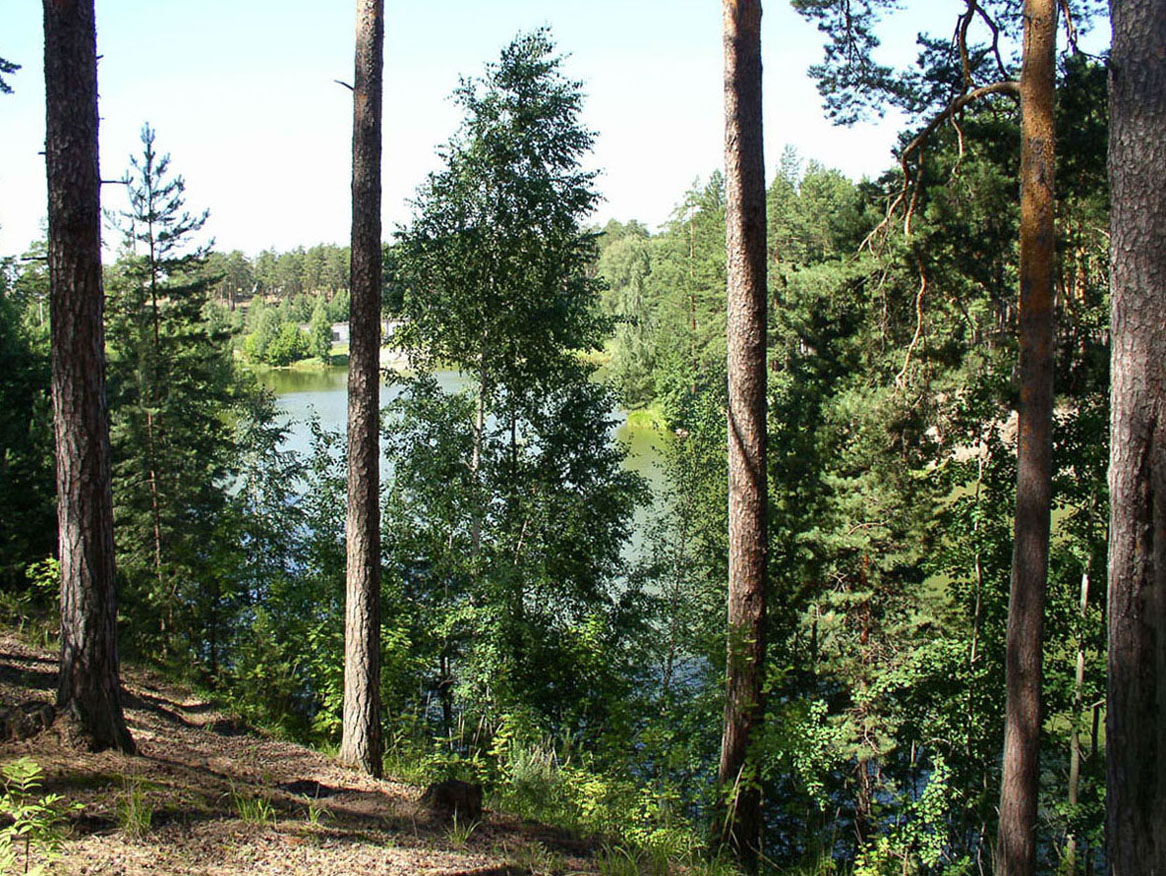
[255,365,672,560]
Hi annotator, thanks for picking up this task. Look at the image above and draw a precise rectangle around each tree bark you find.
[43,0,135,754]
[997,3,1056,875]
[340,0,384,778]
[1106,1,1166,872]
[718,0,768,868]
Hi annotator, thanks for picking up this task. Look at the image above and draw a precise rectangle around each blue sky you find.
[0,2,1102,257]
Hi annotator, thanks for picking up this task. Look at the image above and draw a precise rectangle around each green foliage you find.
[263,321,311,366]
[579,55,1109,870]
[0,22,1109,875]
[396,27,609,391]
[383,374,648,733]
[0,290,54,592]
[596,220,655,407]
[0,558,62,648]
[0,758,82,876]
[789,0,905,124]
[241,292,339,365]
[508,840,563,876]
[249,243,350,301]
[388,30,648,756]
[644,175,727,424]
[308,302,332,362]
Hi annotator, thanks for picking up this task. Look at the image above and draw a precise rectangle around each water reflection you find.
[253,367,671,564]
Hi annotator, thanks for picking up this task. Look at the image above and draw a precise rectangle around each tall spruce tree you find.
[106,126,236,663]
[43,0,134,753]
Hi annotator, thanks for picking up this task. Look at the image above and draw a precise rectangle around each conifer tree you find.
[1106,0,1166,870]
[718,0,767,867]
[997,4,1057,875]
[106,125,236,661]
[43,0,134,753]
[340,0,385,777]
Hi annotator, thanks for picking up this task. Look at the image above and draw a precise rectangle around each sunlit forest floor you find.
[0,632,600,875]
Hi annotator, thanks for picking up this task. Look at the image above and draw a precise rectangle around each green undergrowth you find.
[382,719,737,876]
[0,757,83,875]
[0,559,61,651]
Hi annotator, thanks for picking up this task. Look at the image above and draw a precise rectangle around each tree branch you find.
[975,3,1010,82]
[895,257,930,388]
[862,79,1020,251]
[1059,0,1081,53]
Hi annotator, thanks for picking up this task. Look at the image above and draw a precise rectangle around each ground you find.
[0,634,599,875]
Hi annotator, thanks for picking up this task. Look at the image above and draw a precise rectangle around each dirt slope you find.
[0,634,597,875]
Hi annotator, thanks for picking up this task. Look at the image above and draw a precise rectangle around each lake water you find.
[255,366,671,561]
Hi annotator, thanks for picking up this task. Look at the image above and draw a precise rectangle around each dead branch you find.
[951,111,968,177]
[957,4,976,90]
[1059,0,1083,53]
[895,257,930,388]
[975,2,1010,81]
[860,79,1020,252]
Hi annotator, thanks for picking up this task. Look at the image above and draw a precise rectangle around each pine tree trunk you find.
[997,3,1056,875]
[718,0,768,868]
[43,0,135,754]
[340,0,384,778]
[1106,1,1166,871]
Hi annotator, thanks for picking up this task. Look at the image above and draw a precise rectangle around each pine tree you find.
[340,0,385,778]
[1106,0,1166,870]
[43,0,134,753]
[0,56,18,94]
[997,4,1058,875]
[717,0,768,867]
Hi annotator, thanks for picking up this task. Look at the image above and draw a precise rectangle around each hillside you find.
[0,633,598,876]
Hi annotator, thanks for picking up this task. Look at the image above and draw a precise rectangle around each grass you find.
[302,796,331,827]
[576,348,613,368]
[624,406,668,431]
[597,844,640,876]
[231,784,276,825]
[508,840,563,876]
[447,811,480,849]
[116,776,154,839]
